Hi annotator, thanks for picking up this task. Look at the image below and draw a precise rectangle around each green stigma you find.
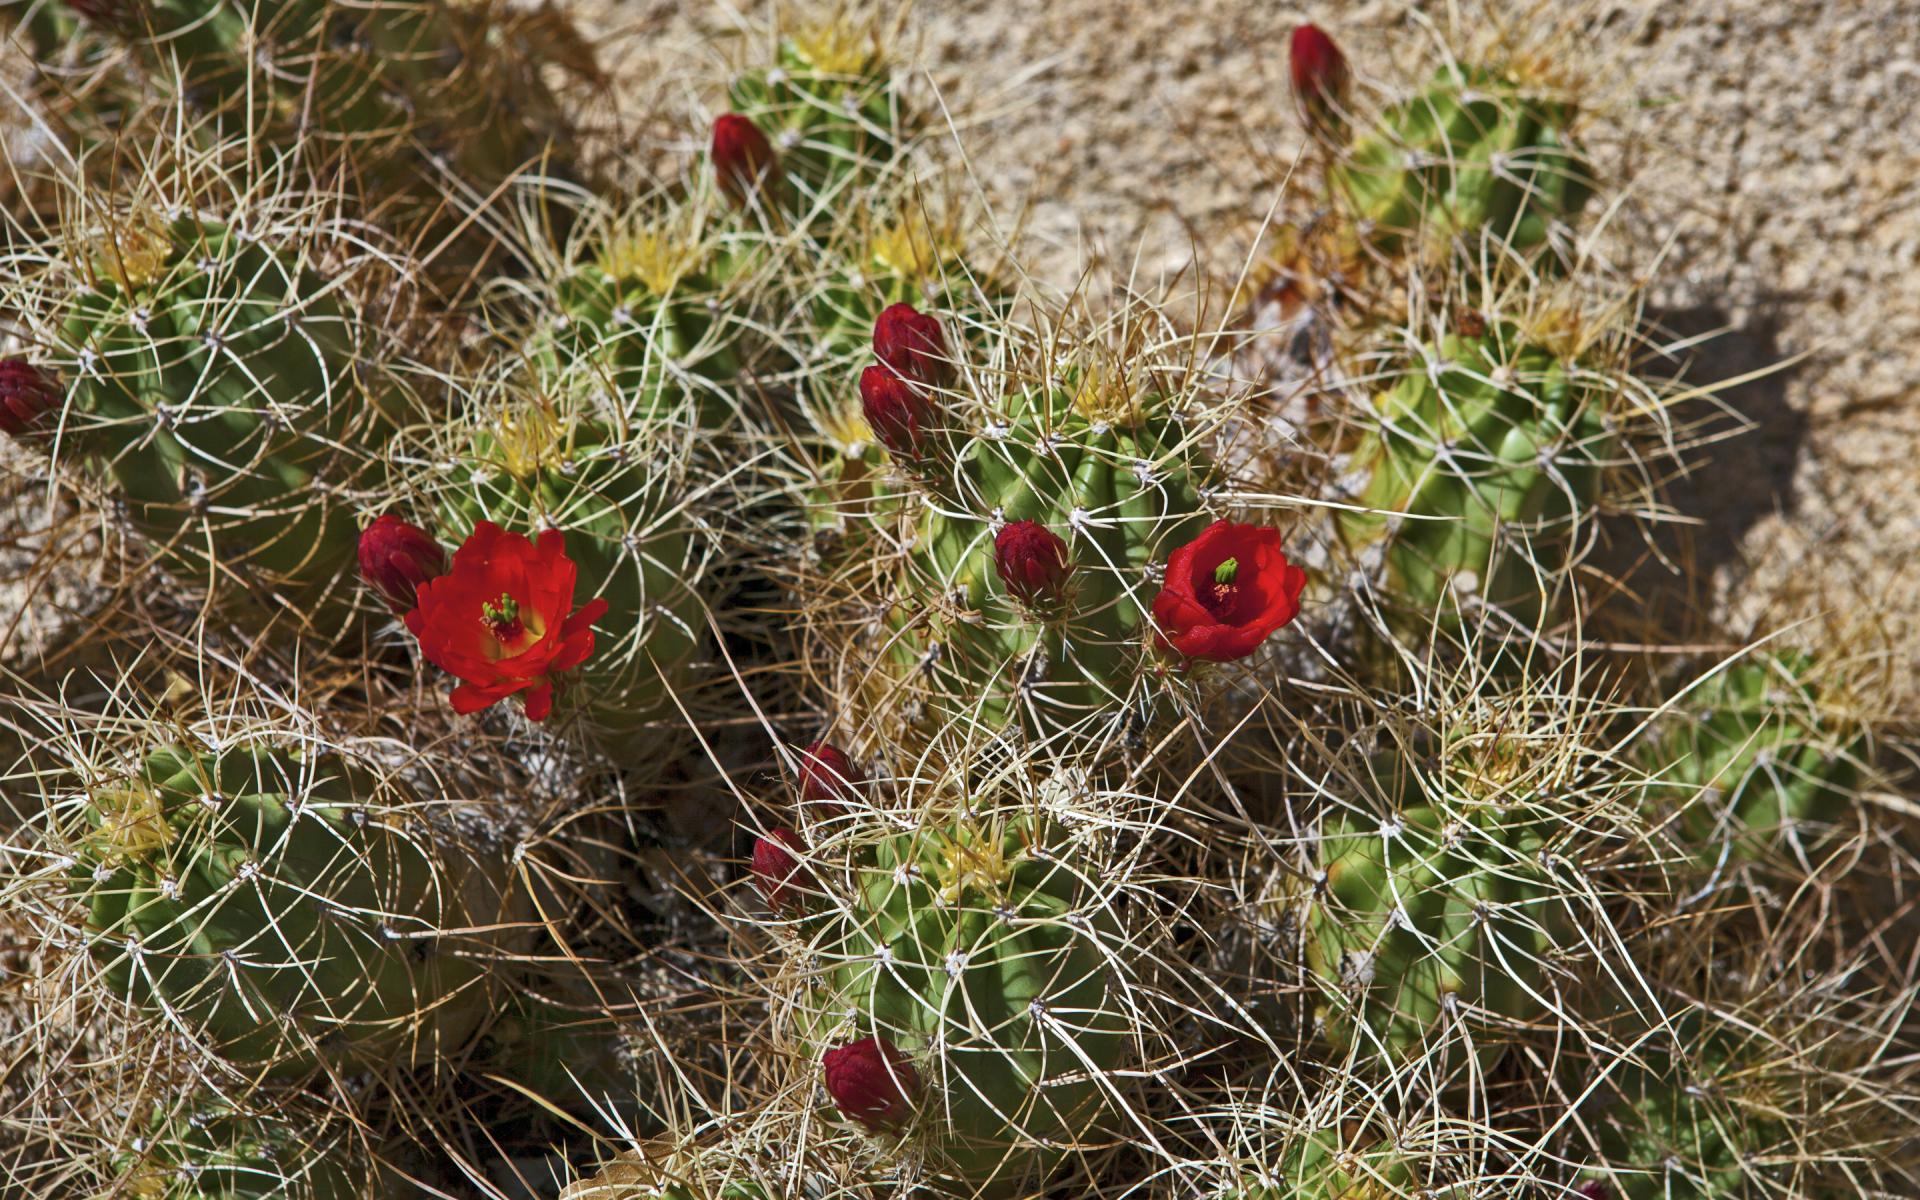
[1213,558,1239,586]
[481,593,523,639]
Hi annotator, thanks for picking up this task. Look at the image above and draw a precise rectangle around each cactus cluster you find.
[789,808,1130,1195]
[0,9,1909,1200]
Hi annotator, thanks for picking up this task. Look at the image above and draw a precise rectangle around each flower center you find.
[1208,557,1242,612]
[480,592,524,642]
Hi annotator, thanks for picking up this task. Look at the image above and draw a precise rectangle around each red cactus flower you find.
[824,1035,919,1132]
[872,303,951,387]
[712,113,783,208]
[1289,23,1350,137]
[993,520,1074,608]
[859,363,943,461]
[1151,520,1307,662]
[404,521,609,721]
[798,741,863,809]
[357,514,448,615]
[0,359,60,440]
[1574,1184,1613,1200]
[751,827,812,912]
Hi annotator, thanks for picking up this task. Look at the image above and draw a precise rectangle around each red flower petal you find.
[521,681,555,722]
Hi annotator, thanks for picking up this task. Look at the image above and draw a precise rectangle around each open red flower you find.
[1151,520,1306,662]
[404,521,609,721]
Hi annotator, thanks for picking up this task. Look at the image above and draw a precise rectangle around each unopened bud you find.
[993,520,1074,609]
[0,359,61,440]
[872,302,951,387]
[823,1035,919,1131]
[712,113,783,209]
[859,364,943,462]
[357,514,447,615]
[1289,24,1350,139]
[751,827,812,913]
[798,742,863,809]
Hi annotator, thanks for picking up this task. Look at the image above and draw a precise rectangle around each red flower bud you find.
[1151,520,1307,663]
[872,303,951,387]
[751,827,812,913]
[798,742,862,809]
[823,1035,919,1132]
[0,359,61,440]
[65,0,134,29]
[712,113,783,209]
[357,515,448,615]
[993,520,1073,608]
[859,364,943,462]
[1574,1184,1613,1200]
[1289,24,1350,137]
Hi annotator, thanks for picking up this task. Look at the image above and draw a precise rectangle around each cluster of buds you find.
[858,303,952,464]
[711,113,784,209]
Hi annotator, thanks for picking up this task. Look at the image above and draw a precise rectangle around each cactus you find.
[72,741,518,1076]
[9,209,398,634]
[822,344,1214,750]
[1333,63,1591,259]
[802,813,1128,1197]
[1640,653,1862,869]
[728,18,904,209]
[523,206,780,432]
[1573,1017,1795,1200]
[102,1099,363,1200]
[433,402,706,747]
[9,0,591,202]
[1230,1125,1420,1200]
[1305,748,1573,1070]
[1337,317,1610,634]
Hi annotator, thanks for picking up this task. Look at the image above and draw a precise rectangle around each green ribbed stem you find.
[729,37,902,209]
[852,385,1207,748]
[811,816,1126,1197]
[58,217,389,632]
[1306,757,1570,1069]
[1641,653,1861,868]
[1334,65,1591,257]
[1339,320,1609,633]
[76,743,511,1076]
